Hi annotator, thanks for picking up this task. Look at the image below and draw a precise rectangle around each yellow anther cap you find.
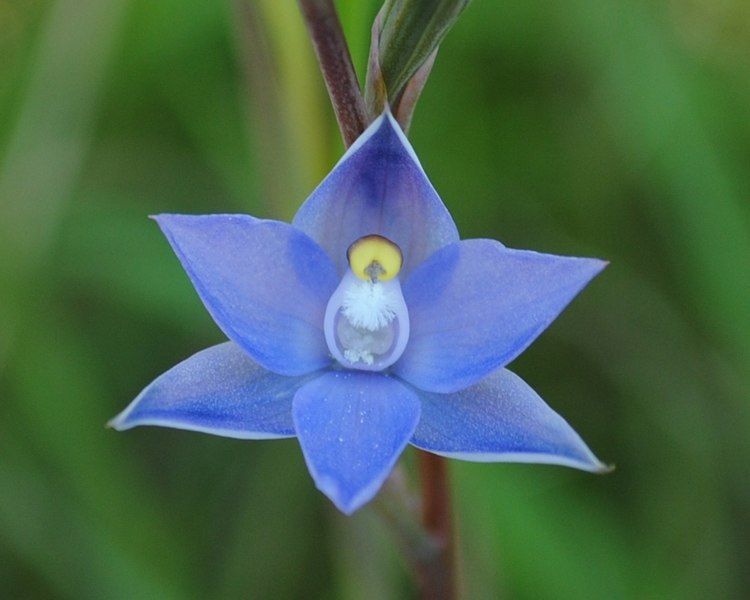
[347,235,403,282]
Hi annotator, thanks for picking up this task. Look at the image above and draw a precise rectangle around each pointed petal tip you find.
[150,213,204,229]
[107,393,150,432]
[150,213,185,231]
[380,107,422,166]
[558,253,608,277]
[108,396,160,432]
[293,372,419,517]
[106,418,130,432]
[304,455,388,515]
[107,406,133,431]
[589,256,610,273]
[368,107,408,141]
[381,107,399,129]
[572,451,612,474]
[149,213,181,223]
[314,476,379,515]
[571,255,608,288]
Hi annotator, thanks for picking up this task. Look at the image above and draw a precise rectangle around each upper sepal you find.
[292,112,459,279]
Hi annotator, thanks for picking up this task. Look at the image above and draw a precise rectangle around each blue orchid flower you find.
[111,112,608,514]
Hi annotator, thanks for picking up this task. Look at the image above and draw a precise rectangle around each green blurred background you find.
[1,0,749,597]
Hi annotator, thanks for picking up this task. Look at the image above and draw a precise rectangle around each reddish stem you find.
[298,0,368,147]
[418,451,456,600]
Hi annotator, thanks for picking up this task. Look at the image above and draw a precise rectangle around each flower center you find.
[324,235,409,371]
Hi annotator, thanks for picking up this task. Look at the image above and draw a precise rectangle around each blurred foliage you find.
[1,0,749,598]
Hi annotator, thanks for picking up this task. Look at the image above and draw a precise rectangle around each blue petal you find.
[394,240,606,393]
[292,112,459,278]
[292,371,420,514]
[155,214,339,376]
[110,342,317,438]
[411,368,608,472]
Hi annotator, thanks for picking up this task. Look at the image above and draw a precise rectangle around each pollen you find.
[347,235,403,282]
[341,280,399,331]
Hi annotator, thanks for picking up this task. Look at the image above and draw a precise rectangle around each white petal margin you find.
[110,342,317,439]
[410,368,610,472]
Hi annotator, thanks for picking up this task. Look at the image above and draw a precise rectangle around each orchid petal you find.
[155,214,338,376]
[411,368,608,472]
[292,112,459,278]
[110,342,316,438]
[394,239,606,393]
[292,371,420,514]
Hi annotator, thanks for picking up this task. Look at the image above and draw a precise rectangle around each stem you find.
[298,0,368,147]
[298,5,455,596]
[418,451,456,600]
[373,465,439,573]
